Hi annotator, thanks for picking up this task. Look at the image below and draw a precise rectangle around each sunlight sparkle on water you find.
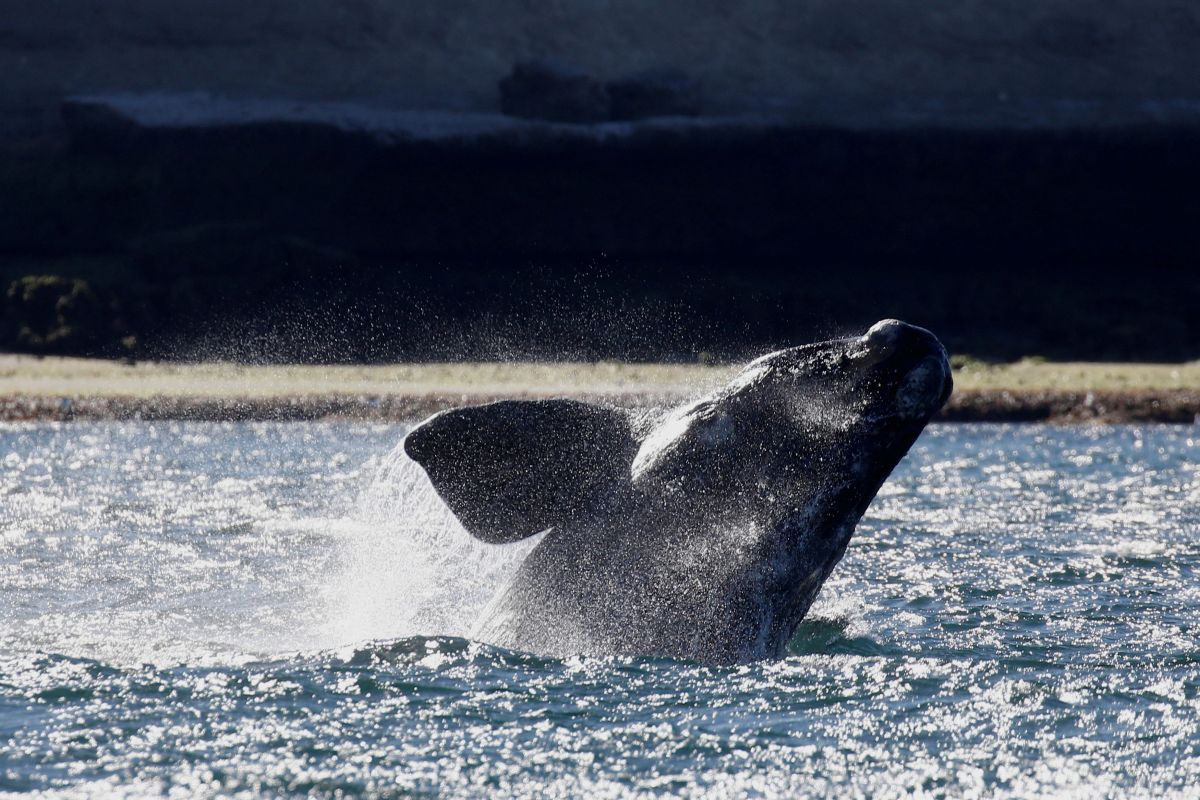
[1,422,1198,797]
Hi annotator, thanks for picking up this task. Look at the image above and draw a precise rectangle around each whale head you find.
[628,319,952,654]
[633,319,951,493]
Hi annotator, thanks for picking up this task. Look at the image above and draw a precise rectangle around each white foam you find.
[319,441,537,645]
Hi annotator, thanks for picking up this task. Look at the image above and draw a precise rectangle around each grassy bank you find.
[2,354,1199,423]
[5,354,1198,397]
[945,357,1200,391]
[0,355,733,398]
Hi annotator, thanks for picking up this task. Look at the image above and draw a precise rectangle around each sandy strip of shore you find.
[1,355,1198,423]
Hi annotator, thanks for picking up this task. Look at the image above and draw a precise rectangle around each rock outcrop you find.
[6,1,1200,138]
[607,70,702,120]
[499,60,611,124]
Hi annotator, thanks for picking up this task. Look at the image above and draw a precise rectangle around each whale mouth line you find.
[894,354,953,416]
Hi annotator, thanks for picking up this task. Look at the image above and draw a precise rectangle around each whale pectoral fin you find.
[403,399,639,543]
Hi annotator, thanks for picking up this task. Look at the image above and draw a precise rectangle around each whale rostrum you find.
[404,320,953,663]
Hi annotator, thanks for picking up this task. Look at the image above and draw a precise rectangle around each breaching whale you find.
[404,319,952,663]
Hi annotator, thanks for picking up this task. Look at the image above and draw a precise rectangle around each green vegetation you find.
[3,275,132,354]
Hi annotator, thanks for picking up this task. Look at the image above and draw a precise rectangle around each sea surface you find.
[2,422,1198,798]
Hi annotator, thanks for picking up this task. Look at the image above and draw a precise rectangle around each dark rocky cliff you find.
[5,0,1200,138]
[2,3,1199,361]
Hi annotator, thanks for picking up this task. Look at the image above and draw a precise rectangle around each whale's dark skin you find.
[404,320,952,663]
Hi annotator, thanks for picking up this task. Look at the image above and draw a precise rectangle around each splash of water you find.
[319,440,539,647]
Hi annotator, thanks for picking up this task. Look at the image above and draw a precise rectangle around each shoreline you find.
[3,389,1198,424]
[3,355,1198,424]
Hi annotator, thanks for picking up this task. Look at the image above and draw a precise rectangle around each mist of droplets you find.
[323,439,537,645]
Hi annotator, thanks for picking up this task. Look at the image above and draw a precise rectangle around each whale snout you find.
[862,319,940,359]
[863,318,908,347]
[860,319,953,416]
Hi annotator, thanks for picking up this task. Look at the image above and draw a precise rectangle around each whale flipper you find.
[403,399,639,543]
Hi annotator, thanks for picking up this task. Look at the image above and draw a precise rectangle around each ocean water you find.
[2,421,1198,798]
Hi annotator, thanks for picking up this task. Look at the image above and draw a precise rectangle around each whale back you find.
[403,399,639,543]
